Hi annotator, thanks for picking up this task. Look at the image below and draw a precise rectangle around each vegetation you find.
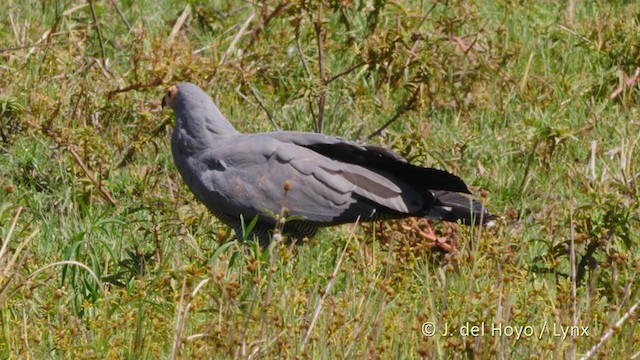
[1,0,639,358]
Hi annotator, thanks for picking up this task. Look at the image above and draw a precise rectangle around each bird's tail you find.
[422,190,493,225]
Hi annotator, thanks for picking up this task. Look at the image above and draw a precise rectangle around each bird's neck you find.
[172,104,238,154]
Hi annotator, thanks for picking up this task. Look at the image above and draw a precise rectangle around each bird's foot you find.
[402,218,456,252]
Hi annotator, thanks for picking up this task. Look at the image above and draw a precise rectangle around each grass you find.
[1,0,639,358]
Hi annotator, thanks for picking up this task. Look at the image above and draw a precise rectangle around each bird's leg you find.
[413,218,438,243]
[287,237,300,252]
[415,218,455,252]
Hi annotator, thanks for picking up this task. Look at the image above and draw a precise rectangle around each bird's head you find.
[161,85,178,109]
[162,83,207,110]
[162,82,238,136]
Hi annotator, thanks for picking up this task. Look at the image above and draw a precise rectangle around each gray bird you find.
[162,82,492,247]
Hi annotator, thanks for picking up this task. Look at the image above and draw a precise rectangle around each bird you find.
[162,82,492,247]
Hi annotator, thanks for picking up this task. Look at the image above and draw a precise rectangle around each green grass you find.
[1,0,639,358]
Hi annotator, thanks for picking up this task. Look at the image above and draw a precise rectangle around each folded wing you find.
[190,135,427,225]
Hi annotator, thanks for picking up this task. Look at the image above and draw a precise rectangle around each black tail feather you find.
[423,190,493,225]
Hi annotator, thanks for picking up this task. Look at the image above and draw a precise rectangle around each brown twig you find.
[109,0,132,31]
[580,296,640,360]
[88,0,107,70]
[68,148,117,206]
[25,16,59,59]
[295,24,312,79]
[610,67,640,100]
[116,116,172,168]
[168,5,191,43]
[220,11,255,65]
[518,138,541,194]
[248,85,280,131]
[169,276,188,360]
[23,104,117,206]
[326,61,369,84]
[366,84,422,140]
[306,97,318,128]
[452,35,478,58]
[107,77,163,99]
[293,21,317,126]
[314,6,327,133]
[1,41,68,54]
[245,1,289,49]
[0,247,31,305]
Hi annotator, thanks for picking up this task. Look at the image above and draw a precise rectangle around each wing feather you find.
[263,131,470,194]
[189,135,424,224]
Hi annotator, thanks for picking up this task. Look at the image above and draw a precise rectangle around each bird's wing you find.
[265,131,470,194]
[267,131,409,163]
[189,135,424,224]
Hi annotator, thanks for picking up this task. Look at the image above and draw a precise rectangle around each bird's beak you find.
[162,85,178,109]
[161,94,167,109]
